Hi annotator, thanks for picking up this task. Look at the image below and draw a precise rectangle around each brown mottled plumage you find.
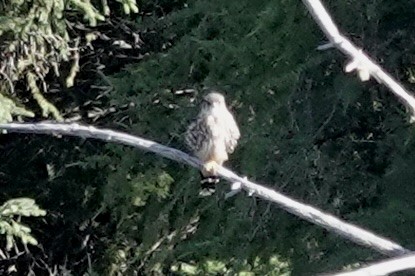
[185,92,240,190]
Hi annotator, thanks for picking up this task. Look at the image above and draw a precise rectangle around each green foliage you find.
[0,94,34,123]
[172,255,290,275]
[1,0,415,275]
[97,0,326,273]
[0,0,139,122]
[99,0,415,274]
[0,198,46,250]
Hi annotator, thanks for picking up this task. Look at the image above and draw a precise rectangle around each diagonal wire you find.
[0,122,411,257]
[326,253,415,276]
[301,0,415,119]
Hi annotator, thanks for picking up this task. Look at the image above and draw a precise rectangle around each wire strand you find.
[0,122,410,257]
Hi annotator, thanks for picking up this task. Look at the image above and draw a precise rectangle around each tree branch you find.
[301,0,415,120]
[328,253,415,276]
[0,122,411,257]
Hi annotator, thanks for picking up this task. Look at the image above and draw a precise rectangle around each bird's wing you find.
[185,117,208,153]
[225,112,240,154]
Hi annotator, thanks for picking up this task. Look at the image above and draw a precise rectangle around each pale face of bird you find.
[200,92,227,113]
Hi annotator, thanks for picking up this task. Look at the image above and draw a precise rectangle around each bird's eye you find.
[202,99,211,105]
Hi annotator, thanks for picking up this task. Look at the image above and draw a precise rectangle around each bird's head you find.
[201,92,226,111]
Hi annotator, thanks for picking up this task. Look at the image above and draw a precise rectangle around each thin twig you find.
[301,0,415,120]
[327,253,415,276]
[0,65,15,95]
[0,122,411,257]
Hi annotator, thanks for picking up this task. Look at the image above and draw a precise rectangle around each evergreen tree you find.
[1,0,415,274]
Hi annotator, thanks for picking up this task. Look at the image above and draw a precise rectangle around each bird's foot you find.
[202,160,219,176]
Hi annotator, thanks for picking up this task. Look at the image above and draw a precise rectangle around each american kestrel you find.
[185,92,240,187]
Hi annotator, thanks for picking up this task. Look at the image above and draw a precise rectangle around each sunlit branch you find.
[0,122,411,257]
[301,0,415,120]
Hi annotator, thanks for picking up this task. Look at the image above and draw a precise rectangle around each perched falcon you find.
[185,92,240,188]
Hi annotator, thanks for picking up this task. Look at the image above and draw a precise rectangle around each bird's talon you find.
[203,160,218,175]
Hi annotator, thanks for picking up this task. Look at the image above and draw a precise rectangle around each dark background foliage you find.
[1,0,415,274]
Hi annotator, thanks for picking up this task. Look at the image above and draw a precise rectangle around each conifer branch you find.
[329,253,415,276]
[0,122,411,257]
[301,0,415,120]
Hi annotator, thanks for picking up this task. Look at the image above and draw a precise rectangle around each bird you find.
[185,92,240,193]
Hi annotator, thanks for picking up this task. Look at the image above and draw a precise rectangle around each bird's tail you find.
[199,173,220,196]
